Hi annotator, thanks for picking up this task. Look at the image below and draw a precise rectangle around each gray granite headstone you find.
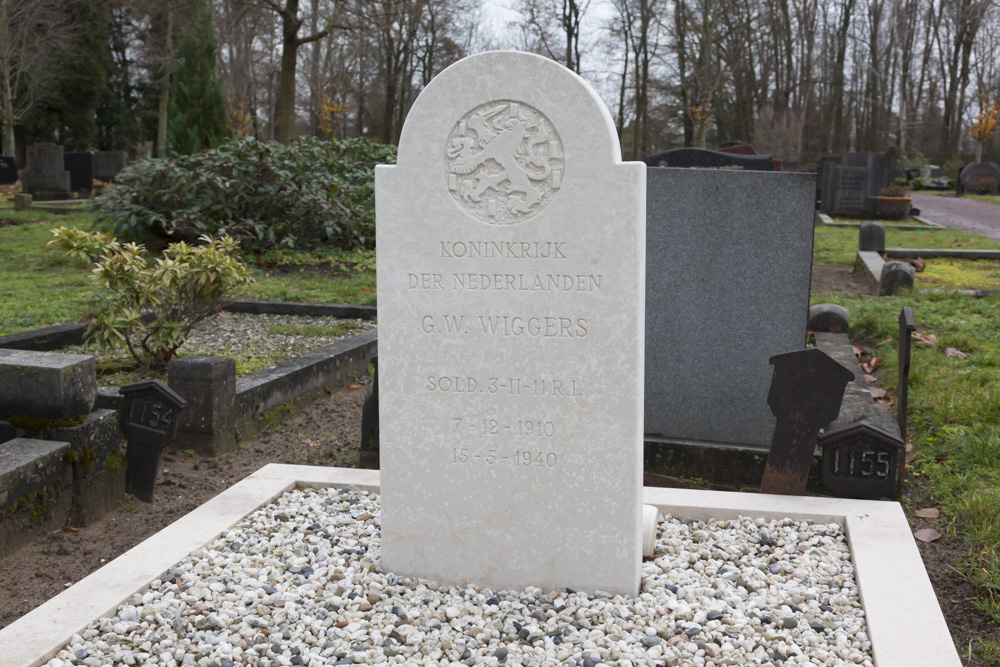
[879,261,915,296]
[645,167,815,448]
[833,166,868,215]
[19,143,71,199]
[859,221,886,252]
[94,151,127,181]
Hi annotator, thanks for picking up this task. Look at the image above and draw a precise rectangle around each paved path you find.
[912,193,1000,241]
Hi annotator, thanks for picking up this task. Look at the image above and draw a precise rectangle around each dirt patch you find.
[0,379,369,631]
[1,376,997,662]
[811,263,871,298]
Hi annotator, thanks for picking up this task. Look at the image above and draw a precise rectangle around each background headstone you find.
[645,167,815,448]
[64,151,95,193]
[19,143,71,199]
[879,261,915,296]
[859,221,886,252]
[94,151,128,181]
[376,51,645,595]
[808,303,850,333]
[644,147,774,171]
[833,166,869,215]
[959,162,1000,195]
[0,350,96,420]
[0,156,17,185]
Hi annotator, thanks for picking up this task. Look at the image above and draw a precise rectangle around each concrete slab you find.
[0,465,960,667]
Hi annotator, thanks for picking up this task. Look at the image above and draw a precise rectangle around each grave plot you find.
[0,465,960,667]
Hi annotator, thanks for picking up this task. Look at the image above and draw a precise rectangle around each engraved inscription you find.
[426,376,582,397]
[126,398,175,434]
[828,445,892,479]
[407,273,603,292]
[445,100,564,225]
[420,314,589,338]
[451,446,558,468]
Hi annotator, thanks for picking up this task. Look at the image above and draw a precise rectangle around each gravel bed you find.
[46,488,874,667]
[74,313,375,382]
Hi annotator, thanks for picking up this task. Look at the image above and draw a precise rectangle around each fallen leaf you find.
[869,387,887,398]
[906,257,927,272]
[863,374,878,385]
[302,438,321,448]
[877,338,893,347]
[955,369,971,375]
[913,528,942,543]
[906,452,918,463]
[905,441,913,451]
[874,395,894,407]
[860,355,882,374]
[345,384,363,390]
[913,332,937,346]
[359,287,372,293]
[915,507,940,519]
[852,345,866,359]
[945,347,968,359]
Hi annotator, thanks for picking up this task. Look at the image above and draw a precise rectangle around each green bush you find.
[909,177,924,190]
[49,228,254,368]
[95,136,396,252]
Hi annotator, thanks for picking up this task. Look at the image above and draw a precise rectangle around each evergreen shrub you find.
[96,136,396,252]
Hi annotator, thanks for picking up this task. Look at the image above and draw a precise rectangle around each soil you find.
[811,263,870,298]
[1,371,997,664]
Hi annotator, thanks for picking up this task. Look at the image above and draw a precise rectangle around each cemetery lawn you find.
[968,194,1000,205]
[0,210,376,338]
[812,227,1000,662]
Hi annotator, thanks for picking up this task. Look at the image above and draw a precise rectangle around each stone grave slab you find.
[644,147,773,171]
[644,167,815,448]
[64,151,95,193]
[94,151,127,181]
[19,143,71,199]
[0,155,17,185]
[0,350,96,420]
[0,465,963,667]
[376,50,645,595]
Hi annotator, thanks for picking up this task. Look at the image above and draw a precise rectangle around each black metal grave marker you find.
[119,380,187,502]
[898,306,915,443]
[819,421,905,499]
[759,348,855,496]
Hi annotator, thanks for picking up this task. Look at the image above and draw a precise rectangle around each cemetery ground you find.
[2,209,1000,662]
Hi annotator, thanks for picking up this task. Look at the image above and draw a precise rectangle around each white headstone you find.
[376,51,645,596]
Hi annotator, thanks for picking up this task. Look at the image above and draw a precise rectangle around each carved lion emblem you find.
[444,100,564,225]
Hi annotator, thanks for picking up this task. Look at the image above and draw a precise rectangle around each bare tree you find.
[0,0,74,156]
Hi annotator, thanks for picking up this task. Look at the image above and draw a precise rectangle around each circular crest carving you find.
[444,100,564,225]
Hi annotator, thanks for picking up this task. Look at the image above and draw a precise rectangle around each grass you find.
[812,230,1000,635]
[0,209,377,337]
[968,194,1000,205]
[812,226,1000,268]
[829,215,929,226]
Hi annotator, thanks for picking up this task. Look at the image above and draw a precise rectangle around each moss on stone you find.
[7,414,87,431]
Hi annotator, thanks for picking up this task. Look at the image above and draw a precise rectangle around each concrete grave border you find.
[814,211,945,230]
[0,464,960,667]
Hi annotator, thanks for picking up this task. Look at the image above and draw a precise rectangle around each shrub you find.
[909,177,925,190]
[49,228,254,368]
[879,184,909,198]
[95,136,396,252]
[978,177,998,194]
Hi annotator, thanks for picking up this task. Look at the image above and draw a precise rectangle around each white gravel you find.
[46,487,874,667]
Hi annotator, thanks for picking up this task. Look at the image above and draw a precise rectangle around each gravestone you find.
[859,221,886,252]
[19,143,71,200]
[645,167,815,447]
[843,152,891,208]
[716,143,782,171]
[119,380,187,502]
[0,156,17,186]
[959,162,1000,195]
[376,51,645,595]
[833,166,869,215]
[64,151,95,193]
[644,147,773,171]
[94,151,127,181]
[819,421,904,499]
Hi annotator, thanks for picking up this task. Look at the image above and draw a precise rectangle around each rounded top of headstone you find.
[392,51,623,226]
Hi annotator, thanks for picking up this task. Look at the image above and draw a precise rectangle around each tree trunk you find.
[275,2,303,145]
[156,7,174,158]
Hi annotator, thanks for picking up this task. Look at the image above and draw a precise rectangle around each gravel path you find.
[911,193,1000,241]
[44,487,873,667]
